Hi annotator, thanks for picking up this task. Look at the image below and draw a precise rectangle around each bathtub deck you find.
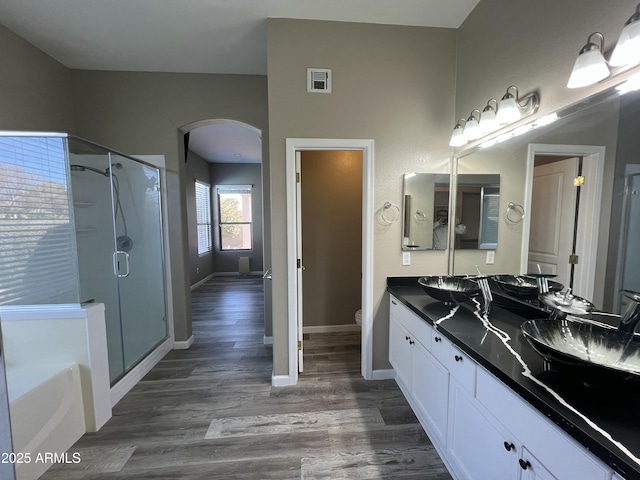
[40,275,450,480]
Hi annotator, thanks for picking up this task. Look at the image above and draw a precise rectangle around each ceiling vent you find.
[307,68,332,93]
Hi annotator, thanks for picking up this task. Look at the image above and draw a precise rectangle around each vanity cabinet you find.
[388,295,615,480]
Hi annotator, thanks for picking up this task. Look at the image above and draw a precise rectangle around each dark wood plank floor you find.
[41,275,451,479]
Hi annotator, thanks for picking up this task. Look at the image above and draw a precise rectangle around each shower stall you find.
[0,133,168,385]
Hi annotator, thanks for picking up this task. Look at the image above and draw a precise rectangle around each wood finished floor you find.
[41,276,452,479]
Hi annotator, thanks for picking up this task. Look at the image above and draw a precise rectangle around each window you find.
[217,185,252,251]
[195,181,212,255]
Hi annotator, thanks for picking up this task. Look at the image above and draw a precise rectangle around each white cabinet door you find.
[519,448,557,480]
[447,382,518,480]
[389,315,413,389]
[412,340,449,443]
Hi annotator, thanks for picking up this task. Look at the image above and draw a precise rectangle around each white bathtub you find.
[7,363,85,480]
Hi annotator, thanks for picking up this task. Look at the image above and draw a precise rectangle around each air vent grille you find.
[307,68,332,93]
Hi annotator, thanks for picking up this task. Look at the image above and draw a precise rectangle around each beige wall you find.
[0,23,75,132]
[267,19,457,374]
[301,151,362,327]
[456,0,640,122]
[70,71,270,342]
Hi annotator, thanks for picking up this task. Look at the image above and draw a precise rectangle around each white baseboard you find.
[303,324,360,334]
[263,335,273,345]
[271,372,293,387]
[173,335,194,349]
[110,338,172,407]
[190,274,214,290]
[212,271,264,277]
[371,368,395,380]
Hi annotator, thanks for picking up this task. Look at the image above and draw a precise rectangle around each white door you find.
[527,158,579,289]
[295,151,304,373]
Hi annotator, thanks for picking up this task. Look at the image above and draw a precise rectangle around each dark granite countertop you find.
[387,276,640,480]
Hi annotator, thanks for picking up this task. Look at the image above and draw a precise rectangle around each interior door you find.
[295,151,304,373]
[527,157,579,289]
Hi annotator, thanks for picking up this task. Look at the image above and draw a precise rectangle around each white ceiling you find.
[0,0,479,162]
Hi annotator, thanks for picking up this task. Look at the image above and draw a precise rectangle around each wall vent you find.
[307,68,332,93]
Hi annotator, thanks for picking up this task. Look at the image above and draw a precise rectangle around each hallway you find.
[41,276,450,479]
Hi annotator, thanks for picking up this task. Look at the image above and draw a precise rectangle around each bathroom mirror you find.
[451,81,640,313]
[402,173,450,251]
[454,174,500,250]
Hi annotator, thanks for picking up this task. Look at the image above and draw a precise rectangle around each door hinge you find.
[297,258,301,269]
[569,254,579,264]
[298,340,302,350]
[296,172,300,183]
[573,175,585,187]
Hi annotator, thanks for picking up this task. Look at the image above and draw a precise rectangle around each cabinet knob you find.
[434,337,442,343]
[405,336,411,341]
[391,300,397,305]
[409,340,415,345]
[519,459,531,470]
[454,355,463,362]
[503,441,515,452]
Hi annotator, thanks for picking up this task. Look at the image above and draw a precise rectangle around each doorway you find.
[297,150,363,374]
[286,138,374,385]
[523,144,605,302]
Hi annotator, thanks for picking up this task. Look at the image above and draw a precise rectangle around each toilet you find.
[355,309,362,327]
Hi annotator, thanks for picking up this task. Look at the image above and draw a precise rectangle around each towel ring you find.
[506,202,525,224]
[381,201,400,224]
[414,210,427,222]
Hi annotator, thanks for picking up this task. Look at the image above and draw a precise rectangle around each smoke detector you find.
[307,68,332,93]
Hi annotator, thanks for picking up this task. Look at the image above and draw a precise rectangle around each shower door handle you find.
[113,251,131,278]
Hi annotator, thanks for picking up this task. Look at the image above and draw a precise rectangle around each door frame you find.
[523,144,605,302]
[286,138,374,385]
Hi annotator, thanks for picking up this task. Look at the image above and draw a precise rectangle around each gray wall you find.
[185,151,214,286]
[0,23,75,132]
[267,19,458,374]
[70,71,269,342]
[210,163,264,274]
[456,0,639,122]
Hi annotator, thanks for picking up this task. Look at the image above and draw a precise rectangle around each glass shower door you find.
[109,154,167,372]
[68,144,125,383]
[620,172,640,312]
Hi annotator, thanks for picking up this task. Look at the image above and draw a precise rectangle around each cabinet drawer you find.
[447,344,476,396]
[428,327,451,367]
[476,368,609,480]
[389,296,431,350]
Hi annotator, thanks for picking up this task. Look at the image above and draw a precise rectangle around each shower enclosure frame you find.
[68,136,170,387]
[0,131,173,404]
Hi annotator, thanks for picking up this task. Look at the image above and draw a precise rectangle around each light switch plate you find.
[402,252,411,266]
[486,250,495,265]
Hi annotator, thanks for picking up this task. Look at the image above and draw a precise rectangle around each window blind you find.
[195,181,212,255]
[0,136,80,305]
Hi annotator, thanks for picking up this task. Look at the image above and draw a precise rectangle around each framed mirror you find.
[451,81,640,313]
[454,174,500,250]
[402,173,450,251]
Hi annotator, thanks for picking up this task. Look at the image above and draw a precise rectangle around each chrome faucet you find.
[618,290,640,334]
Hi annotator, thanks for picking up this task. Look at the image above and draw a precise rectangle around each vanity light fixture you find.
[567,33,610,89]
[462,110,482,141]
[496,86,540,126]
[610,3,640,67]
[449,86,540,148]
[448,118,468,147]
[478,99,499,136]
